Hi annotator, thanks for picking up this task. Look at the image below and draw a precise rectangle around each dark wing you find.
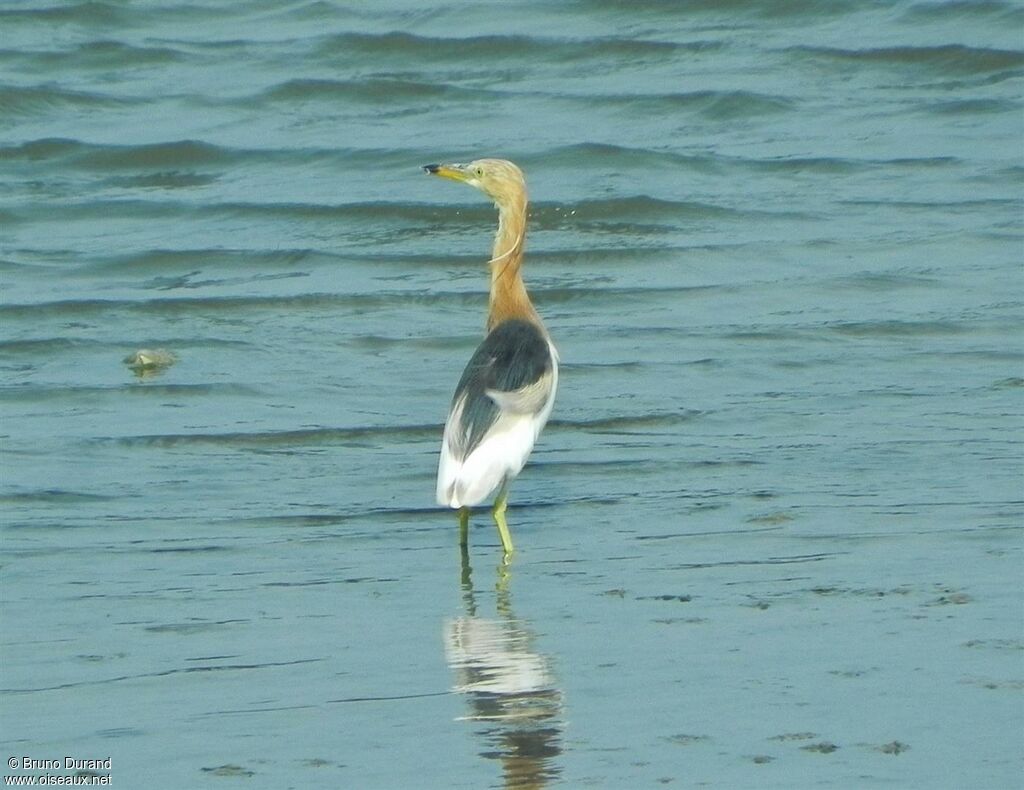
[448,318,553,459]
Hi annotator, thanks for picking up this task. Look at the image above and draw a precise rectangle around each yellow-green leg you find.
[492,483,514,556]
[458,506,470,549]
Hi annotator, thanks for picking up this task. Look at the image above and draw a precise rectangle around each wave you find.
[255,77,495,105]
[564,195,810,223]
[10,192,808,228]
[101,423,441,448]
[576,0,858,17]
[313,30,721,64]
[0,290,479,320]
[0,276,728,322]
[0,1,131,26]
[5,138,966,185]
[543,143,962,177]
[0,84,139,118]
[901,1,1024,24]
[790,44,1024,75]
[0,40,182,70]
[63,139,229,169]
[659,90,794,119]
[838,198,1019,213]
[825,271,942,293]
[86,247,337,274]
[0,337,106,355]
[7,197,462,225]
[923,97,1021,116]
[0,382,261,403]
[0,489,117,505]
[551,410,702,432]
[543,142,720,171]
[0,138,428,173]
[234,79,795,120]
[828,320,968,338]
[557,89,796,120]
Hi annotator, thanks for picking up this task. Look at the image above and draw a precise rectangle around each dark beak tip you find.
[422,163,439,174]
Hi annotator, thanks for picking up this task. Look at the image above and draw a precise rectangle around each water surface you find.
[2,1,1022,787]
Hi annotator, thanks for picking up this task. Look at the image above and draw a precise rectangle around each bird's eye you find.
[474,167,485,178]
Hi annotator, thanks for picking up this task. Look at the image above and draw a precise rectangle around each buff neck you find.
[487,194,542,331]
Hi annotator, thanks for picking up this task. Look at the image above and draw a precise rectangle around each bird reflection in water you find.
[444,555,564,789]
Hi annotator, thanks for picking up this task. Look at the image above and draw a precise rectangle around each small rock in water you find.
[124,348,177,371]
[876,740,910,755]
[800,741,839,754]
[200,764,255,777]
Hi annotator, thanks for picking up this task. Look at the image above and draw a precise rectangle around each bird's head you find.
[423,158,526,208]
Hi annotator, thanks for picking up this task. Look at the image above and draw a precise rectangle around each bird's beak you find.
[423,163,469,183]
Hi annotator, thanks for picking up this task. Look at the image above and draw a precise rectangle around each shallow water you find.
[2,1,1022,787]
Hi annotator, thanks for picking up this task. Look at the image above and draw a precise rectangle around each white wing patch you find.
[485,368,553,416]
[437,341,558,509]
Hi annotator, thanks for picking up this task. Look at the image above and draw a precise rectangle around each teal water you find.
[2,1,1022,788]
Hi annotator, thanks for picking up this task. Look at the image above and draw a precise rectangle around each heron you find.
[424,159,558,557]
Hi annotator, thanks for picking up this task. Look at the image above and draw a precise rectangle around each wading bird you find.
[424,159,558,557]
